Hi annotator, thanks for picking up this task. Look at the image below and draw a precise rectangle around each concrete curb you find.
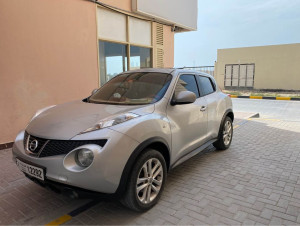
[229,95,300,101]
[250,113,260,118]
[0,142,14,150]
[233,112,260,130]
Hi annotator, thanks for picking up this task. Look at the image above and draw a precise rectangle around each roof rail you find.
[175,66,215,77]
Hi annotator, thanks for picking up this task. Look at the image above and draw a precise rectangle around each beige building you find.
[214,43,300,91]
[0,0,197,145]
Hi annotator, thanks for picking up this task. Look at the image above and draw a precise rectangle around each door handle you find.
[200,106,207,112]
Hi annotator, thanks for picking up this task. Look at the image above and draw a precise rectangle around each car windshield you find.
[88,72,172,105]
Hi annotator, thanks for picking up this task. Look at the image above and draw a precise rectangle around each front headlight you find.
[30,105,56,122]
[76,148,94,167]
[81,112,140,134]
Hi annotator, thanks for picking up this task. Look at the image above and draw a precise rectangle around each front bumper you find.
[12,129,139,194]
[24,174,118,199]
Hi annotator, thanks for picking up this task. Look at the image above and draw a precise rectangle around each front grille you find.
[39,139,107,157]
[24,131,107,158]
[23,131,29,149]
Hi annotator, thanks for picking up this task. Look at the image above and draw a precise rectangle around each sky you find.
[174,0,300,67]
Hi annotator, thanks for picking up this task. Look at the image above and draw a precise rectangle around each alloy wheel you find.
[136,158,163,204]
[223,120,232,146]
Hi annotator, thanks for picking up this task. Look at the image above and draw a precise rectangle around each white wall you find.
[132,0,197,31]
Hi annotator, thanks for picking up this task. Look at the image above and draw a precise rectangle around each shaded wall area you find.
[0,0,99,143]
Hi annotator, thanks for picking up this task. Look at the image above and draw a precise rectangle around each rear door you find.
[197,75,220,139]
[167,74,208,162]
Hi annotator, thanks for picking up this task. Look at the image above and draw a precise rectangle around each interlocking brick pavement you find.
[0,149,88,225]
[1,117,300,225]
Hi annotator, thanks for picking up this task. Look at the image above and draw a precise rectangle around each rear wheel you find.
[121,149,167,212]
[213,116,233,150]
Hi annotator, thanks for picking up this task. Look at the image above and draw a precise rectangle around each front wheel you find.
[121,149,167,212]
[213,116,233,150]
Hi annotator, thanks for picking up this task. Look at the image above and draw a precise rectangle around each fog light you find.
[76,148,94,167]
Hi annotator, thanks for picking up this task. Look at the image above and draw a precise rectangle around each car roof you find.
[122,68,214,78]
[123,68,176,74]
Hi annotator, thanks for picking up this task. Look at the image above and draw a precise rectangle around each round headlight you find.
[76,148,94,167]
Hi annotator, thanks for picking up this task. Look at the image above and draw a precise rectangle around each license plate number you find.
[16,159,44,181]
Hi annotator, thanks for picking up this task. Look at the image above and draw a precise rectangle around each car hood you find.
[26,100,154,140]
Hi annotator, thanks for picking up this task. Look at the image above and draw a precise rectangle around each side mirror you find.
[91,88,98,95]
[172,91,196,105]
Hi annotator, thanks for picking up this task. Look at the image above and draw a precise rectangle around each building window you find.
[99,41,127,85]
[97,7,153,85]
[129,17,152,46]
[130,46,152,70]
[97,7,127,43]
[225,64,255,88]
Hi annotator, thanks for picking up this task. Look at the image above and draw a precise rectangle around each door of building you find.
[224,64,255,89]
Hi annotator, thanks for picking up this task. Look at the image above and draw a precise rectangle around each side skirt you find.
[170,139,217,169]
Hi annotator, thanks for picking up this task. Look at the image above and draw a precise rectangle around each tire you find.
[213,116,233,150]
[121,149,167,212]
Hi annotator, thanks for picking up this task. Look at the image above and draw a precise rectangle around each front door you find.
[166,74,208,163]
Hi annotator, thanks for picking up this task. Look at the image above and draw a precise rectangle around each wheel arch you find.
[115,137,171,196]
[217,109,234,138]
[227,110,234,122]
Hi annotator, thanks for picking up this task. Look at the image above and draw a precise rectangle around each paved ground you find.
[1,99,300,225]
[232,98,300,121]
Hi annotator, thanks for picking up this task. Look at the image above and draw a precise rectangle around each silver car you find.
[12,68,233,211]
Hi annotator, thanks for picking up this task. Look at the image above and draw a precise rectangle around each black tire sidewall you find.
[126,149,167,211]
[221,117,233,149]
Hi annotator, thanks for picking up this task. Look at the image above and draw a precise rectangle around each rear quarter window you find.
[198,76,216,96]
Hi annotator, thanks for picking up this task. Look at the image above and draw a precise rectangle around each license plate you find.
[16,159,44,181]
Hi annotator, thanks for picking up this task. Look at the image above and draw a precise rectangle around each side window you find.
[174,74,200,98]
[198,76,215,96]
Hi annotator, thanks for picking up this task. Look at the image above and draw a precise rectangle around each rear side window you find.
[174,74,200,98]
[198,76,215,96]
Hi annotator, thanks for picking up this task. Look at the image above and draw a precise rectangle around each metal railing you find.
[181,66,215,77]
